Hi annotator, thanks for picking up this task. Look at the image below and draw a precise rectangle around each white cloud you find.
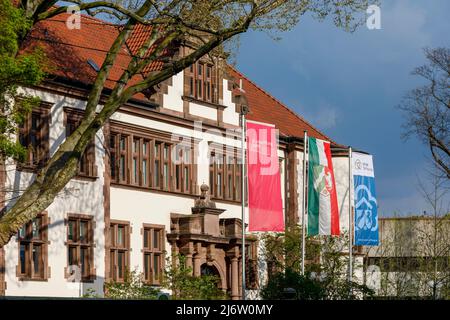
[299,100,338,130]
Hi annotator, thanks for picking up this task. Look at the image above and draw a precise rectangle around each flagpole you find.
[301,131,308,275]
[241,108,247,300]
[348,146,353,291]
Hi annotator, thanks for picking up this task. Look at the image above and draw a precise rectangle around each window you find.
[66,215,94,281]
[143,225,165,285]
[154,142,161,188]
[163,144,170,190]
[132,138,140,185]
[119,135,128,183]
[205,65,212,101]
[109,127,196,195]
[185,61,217,103]
[65,110,97,178]
[142,140,150,187]
[175,144,192,193]
[110,221,130,282]
[209,146,242,202]
[17,213,49,280]
[18,106,50,169]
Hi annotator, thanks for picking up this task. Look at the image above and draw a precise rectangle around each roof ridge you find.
[78,10,122,26]
[48,6,120,27]
[227,64,335,143]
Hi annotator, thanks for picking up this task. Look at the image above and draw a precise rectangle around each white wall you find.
[3,72,358,298]
[222,79,240,126]
[110,187,244,275]
[189,102,217,121]
[4,77,245,297]
[162,71,184,113]
[4,90,106,297]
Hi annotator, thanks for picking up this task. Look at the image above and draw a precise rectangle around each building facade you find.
[364,216,450,298]
[0,13,355,298]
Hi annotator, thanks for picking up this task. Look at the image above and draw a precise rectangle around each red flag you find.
[246,121,284,232]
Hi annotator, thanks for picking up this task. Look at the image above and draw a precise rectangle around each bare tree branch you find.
[399,47,450,180]
[1,0,371,247]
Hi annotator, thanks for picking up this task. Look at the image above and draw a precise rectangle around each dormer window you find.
[186,61,217,104]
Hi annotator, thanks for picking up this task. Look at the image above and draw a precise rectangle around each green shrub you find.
[105,269,161,300]
[163,255,227,300]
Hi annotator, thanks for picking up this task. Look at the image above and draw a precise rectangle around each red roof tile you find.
[23,12,336,143]
[227,66,334,142]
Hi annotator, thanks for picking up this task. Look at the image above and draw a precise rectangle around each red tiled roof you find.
[24,13,155,100]
[125,24,167,75]
[26,14,130,87]
[228,67,333,142]
[23,12,336,143]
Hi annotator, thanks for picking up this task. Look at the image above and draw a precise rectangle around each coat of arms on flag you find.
[307,137,340,236]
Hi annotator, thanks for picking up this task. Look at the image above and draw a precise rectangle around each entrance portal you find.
[201,264,219,277]
[167,184,257,300]
[201,264,221,289]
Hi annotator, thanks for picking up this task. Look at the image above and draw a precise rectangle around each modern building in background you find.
[0,12,358,298]
[364,216,450,298]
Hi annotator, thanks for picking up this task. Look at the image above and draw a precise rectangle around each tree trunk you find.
[0,0,253,247]
[0,0,151,247]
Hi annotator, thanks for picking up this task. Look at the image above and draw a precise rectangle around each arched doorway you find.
[201,263,222,289]
[167,185,257,299]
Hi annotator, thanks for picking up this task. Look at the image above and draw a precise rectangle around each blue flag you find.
[352,153,379,246]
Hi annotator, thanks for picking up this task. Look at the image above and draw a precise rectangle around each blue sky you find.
[234,1,450,216]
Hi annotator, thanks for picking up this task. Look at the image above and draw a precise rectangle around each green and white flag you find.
[307,137,340,236]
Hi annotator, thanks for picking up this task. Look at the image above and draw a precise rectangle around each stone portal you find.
[167,184,255,300]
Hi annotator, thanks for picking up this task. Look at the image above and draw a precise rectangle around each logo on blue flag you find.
[354,176,379,245]
[352,153,379,246]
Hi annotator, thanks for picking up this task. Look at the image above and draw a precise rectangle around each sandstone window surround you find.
[109,220,131,282]
[64,108,98,179]
[208,143,242,203]
[16,212,50,281]
[17,103,51,171]
[142,224,165,286]
[64,213,96,282]
[109,121,198,196]
[185,60,218,104]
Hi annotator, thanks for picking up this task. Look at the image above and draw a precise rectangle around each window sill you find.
[18,277,48,282]
[73,174,98,182]
[109,278,126,284]
[110,246,129,251]
[16,164,46,173]
[182,96,226,110]
[111,182,198,198]
[65,275,97,283]
[16,239,48,245]
[65,241,96,248]
[75,278,96,283]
